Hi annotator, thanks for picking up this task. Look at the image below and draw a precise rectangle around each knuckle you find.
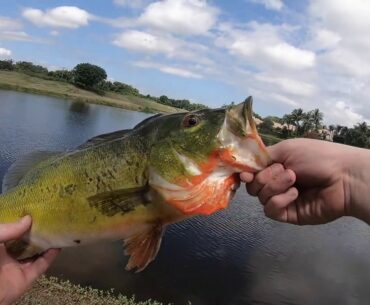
[255,171,267,184]
[270,163,284,178]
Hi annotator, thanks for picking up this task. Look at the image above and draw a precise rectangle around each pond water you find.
[1,90,370,305]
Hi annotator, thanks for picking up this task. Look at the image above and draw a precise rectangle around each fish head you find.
[147,97,271,216]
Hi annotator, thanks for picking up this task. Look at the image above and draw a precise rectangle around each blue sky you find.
[1,0,370,126]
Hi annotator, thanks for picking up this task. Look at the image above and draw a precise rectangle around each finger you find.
[263,187,299,223]
[23,248,60,283]
[240,172,254,183]
[267,139,294,163]
[246,163,285,196]
[0,216,32,243]
[258,169,296,204]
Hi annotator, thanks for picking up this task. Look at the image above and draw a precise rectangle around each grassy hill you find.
[0,71,182,113]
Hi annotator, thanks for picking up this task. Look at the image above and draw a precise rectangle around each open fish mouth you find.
[217,96,271,172]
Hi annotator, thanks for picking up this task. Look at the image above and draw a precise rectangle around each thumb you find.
[267,140,293,163]
[0,215,32,243]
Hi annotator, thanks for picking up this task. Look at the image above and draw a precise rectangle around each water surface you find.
[1,90,369,305]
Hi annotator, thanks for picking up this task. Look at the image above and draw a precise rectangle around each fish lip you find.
[225,96,258,138]
[244,97,258,135]
[219,97,272,171]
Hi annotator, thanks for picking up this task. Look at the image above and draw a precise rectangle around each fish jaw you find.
[217,97,271,172]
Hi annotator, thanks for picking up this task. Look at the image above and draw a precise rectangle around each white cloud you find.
[22,6,90,29]
[113,30,176,54]
[217,22,316,71]
[255,74,315,98]
[263,43,315,70]
[133,61,203,79]
[0,17,22,30]
[0,47,12,57]
[307,28,341,51]
[113,0,151,8]
[0,16,32,41]
[326,101,366,126]
[0,31,30,41]
[109,0,370,126]
[139,0,219,35]
[113,30,213,65]
[309,0,370,76]
[50,30,59,36]
[250,0,284,11]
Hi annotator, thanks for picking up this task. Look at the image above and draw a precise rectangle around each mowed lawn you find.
[0,71,182,113]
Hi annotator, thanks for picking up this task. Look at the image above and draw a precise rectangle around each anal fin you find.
[124,223,165,272]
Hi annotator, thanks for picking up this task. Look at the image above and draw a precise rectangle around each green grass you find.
[0,71,182,114]
[260,133,283,145]
[16,276,165,305]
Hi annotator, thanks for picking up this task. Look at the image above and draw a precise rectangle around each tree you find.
[15,61,48,74]
[72,63,107,90]
[259,118,274,133]
[0,60,14,70]
[343,123,369,148]
[310,108,324,131]
[302,112,314,135]
[48,69,73,82]
[159,95,169,105]
[290,108,304,135]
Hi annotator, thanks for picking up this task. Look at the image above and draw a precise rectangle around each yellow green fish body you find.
[0,97,270,271]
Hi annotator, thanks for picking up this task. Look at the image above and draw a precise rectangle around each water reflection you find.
[69,101,90,114]
[1,90,370,305]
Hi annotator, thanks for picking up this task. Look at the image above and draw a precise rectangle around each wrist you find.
[344,146,370,223]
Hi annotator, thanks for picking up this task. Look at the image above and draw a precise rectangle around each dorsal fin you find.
[134,114,163,129]
[2,151,60,193]
[77,129,131,149]
[124,222,166,272]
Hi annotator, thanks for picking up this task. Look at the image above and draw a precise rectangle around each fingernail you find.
[20,215,32,224]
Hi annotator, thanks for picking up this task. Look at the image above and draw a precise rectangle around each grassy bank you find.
[0,71,181,113]
[16,276,164,305]
[260,133,282,145]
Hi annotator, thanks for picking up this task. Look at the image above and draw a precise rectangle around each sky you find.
[0,0,370,126]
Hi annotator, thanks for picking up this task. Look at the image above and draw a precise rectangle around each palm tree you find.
[282,114,294,137]
[301,112,314,135]
[290,108,304,136]
[344,122,369,148]
[310,109,324,131]
[355,122,369,134]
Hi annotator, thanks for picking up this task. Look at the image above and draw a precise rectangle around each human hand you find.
[0,216,60,305]
[241,138,370,225]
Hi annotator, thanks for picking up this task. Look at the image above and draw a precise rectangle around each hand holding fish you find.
[243,138,370,225]
[0,216,59,305]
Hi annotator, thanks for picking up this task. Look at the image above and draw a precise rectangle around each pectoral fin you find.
[87,187,150,217]
[124,222,166,272]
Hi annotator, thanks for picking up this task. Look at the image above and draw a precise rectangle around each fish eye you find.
[183,115,200,128]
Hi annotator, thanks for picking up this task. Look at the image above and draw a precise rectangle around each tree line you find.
[0,59,208,111]
[258,107,369,149]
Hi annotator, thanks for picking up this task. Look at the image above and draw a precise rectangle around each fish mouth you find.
[218,96,271,172]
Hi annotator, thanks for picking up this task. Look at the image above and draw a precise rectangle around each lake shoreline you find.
[0,71,181,114]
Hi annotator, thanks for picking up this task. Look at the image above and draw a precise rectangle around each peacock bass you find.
[0,97,270,272]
